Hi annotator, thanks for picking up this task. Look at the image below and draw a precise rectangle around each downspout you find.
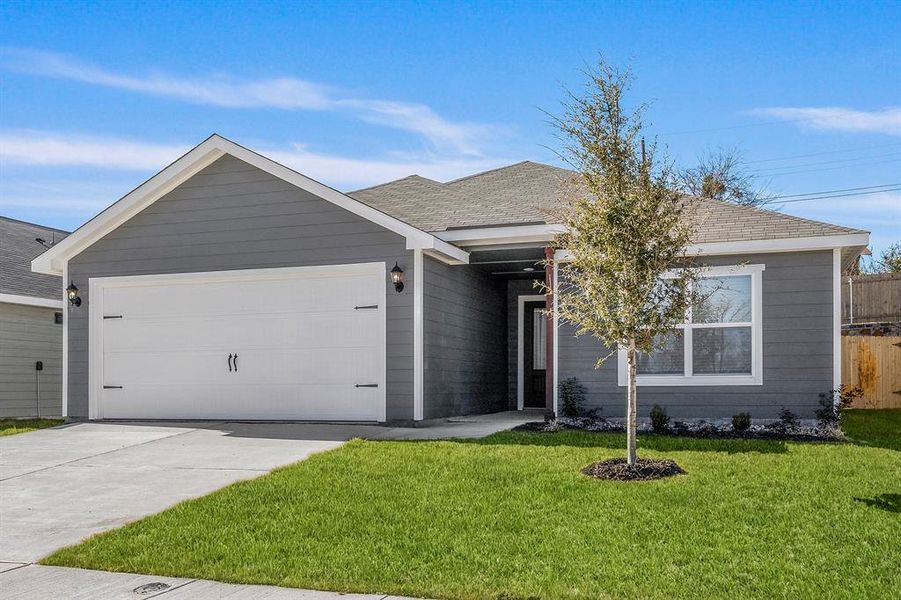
[848,276,853,324]
[544,246,555,421]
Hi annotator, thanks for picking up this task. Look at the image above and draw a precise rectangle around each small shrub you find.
[558,377,587,418]
[778,408,799,429]
[817,385,863,429]
[732,412,752,432]
[649,404,670,433]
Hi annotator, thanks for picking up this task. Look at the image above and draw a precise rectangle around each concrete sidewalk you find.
[0,564,427,599]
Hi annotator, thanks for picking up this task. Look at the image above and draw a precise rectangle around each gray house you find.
[32,135,869,423]
[1,216,68,417]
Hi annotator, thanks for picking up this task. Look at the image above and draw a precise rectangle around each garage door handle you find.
[228,353,233,372]
[354,305,378,310]
[103,385,123,389]
[355,383,378,388]
[103,315,123,320]
[233,353,238,372]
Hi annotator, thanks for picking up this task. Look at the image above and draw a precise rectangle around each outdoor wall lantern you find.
[66,281,82,307]
[390,262,405,293]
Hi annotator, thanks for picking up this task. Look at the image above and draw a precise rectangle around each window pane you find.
[694,275,752,323]
[532,308,546,370]
[637,331,684,375]
[693,327,752,374]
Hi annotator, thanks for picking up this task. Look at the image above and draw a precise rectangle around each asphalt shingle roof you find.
[348,161,866,243]
[0,217,68,300]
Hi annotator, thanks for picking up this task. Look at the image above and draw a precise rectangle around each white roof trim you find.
[0,293,63,309]
[32,134,468,275]
[685,233,870,256]
[437,222,868,256]
[435,224,566,247]
[554,232,870,262]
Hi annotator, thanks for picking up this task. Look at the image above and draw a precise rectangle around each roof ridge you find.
[444,160,532,184]
[347,174,437,195]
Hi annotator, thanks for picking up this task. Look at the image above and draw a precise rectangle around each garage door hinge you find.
[354,305,378,310]
[103,315,123,319]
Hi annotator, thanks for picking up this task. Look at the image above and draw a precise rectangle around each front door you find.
[523,301,546,408]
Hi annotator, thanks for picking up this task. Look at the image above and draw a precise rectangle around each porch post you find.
[544,246,555,421]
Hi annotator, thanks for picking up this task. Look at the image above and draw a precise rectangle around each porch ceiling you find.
[469,246,546,279]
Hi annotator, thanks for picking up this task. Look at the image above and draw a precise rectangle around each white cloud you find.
[753,106,901,136]
[0,130,514,190]
[0,130,190,169]
[0,48,503,155]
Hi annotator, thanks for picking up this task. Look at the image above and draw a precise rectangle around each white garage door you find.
[89,264,386,421]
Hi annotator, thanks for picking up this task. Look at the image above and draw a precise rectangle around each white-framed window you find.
[617,264,764,386]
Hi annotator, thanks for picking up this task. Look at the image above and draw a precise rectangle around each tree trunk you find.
[626,339,638,465]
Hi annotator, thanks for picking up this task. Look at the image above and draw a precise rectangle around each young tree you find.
[680,147,773,207]
[549,60,698,465]
[861,242,901,274]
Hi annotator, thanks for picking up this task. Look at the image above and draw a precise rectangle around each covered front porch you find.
[466,245,556,418]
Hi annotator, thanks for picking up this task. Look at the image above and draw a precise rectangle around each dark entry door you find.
[523,301,546,408]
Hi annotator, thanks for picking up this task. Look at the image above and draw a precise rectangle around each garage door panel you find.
[103,311,381,352]
[102,383,380,421]
[233,347,381,385]
[104,350,229,384]
[95,265,386,421]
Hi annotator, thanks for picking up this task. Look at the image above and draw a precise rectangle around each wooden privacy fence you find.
[841,336,901,409]
[842,273,901,323]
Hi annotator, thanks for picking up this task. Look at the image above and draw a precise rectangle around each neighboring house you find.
[32,135,869,423]
[1,216,69,417]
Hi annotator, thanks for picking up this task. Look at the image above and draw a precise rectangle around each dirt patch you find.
[582,458,685,481]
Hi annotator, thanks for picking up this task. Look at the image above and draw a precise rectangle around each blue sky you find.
[1,1,898,254]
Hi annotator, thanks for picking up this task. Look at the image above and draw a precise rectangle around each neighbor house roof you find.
[0,216,68,301]
[349,161,868,244]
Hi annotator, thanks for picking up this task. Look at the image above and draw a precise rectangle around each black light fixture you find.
[66,281,82,307]
[390,262,405,293]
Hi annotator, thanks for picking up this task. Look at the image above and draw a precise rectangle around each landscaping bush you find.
[558,377,587,418]
[779,408,799,429]
[649,404,670,433]
[817,385,863,429]
[732,412,752,432]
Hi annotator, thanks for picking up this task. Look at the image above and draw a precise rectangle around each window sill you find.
[617,374,762,387]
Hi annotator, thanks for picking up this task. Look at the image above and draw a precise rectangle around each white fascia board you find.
[434,224,566,247]
[684,233,870,256]
[0,293,63,309]
[31,134,466,274]
[554,233,871,263]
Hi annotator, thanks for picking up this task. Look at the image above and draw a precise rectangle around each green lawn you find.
[0,418,64,436]
[43,411,901,600]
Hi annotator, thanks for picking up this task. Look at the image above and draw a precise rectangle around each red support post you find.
[544,246,555,421]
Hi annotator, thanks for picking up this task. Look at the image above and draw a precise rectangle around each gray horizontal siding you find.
[423,258,508,419]
[67,154,414,421]
[0,302,63,417]
[557,251,835,419]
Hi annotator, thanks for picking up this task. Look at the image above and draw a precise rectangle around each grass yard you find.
[0,418,63,437]
[44,411,901,600]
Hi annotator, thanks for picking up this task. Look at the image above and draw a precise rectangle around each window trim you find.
[617,264,764,386]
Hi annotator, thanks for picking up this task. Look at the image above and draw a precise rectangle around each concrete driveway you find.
[0,411,537,563]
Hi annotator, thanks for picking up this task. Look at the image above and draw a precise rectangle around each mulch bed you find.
[513,421,844,443]
[581,458,686,481]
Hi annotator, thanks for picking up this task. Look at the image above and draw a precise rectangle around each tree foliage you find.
[547,59,699,463]
[680,147,773,207]
[861,242,901,274]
